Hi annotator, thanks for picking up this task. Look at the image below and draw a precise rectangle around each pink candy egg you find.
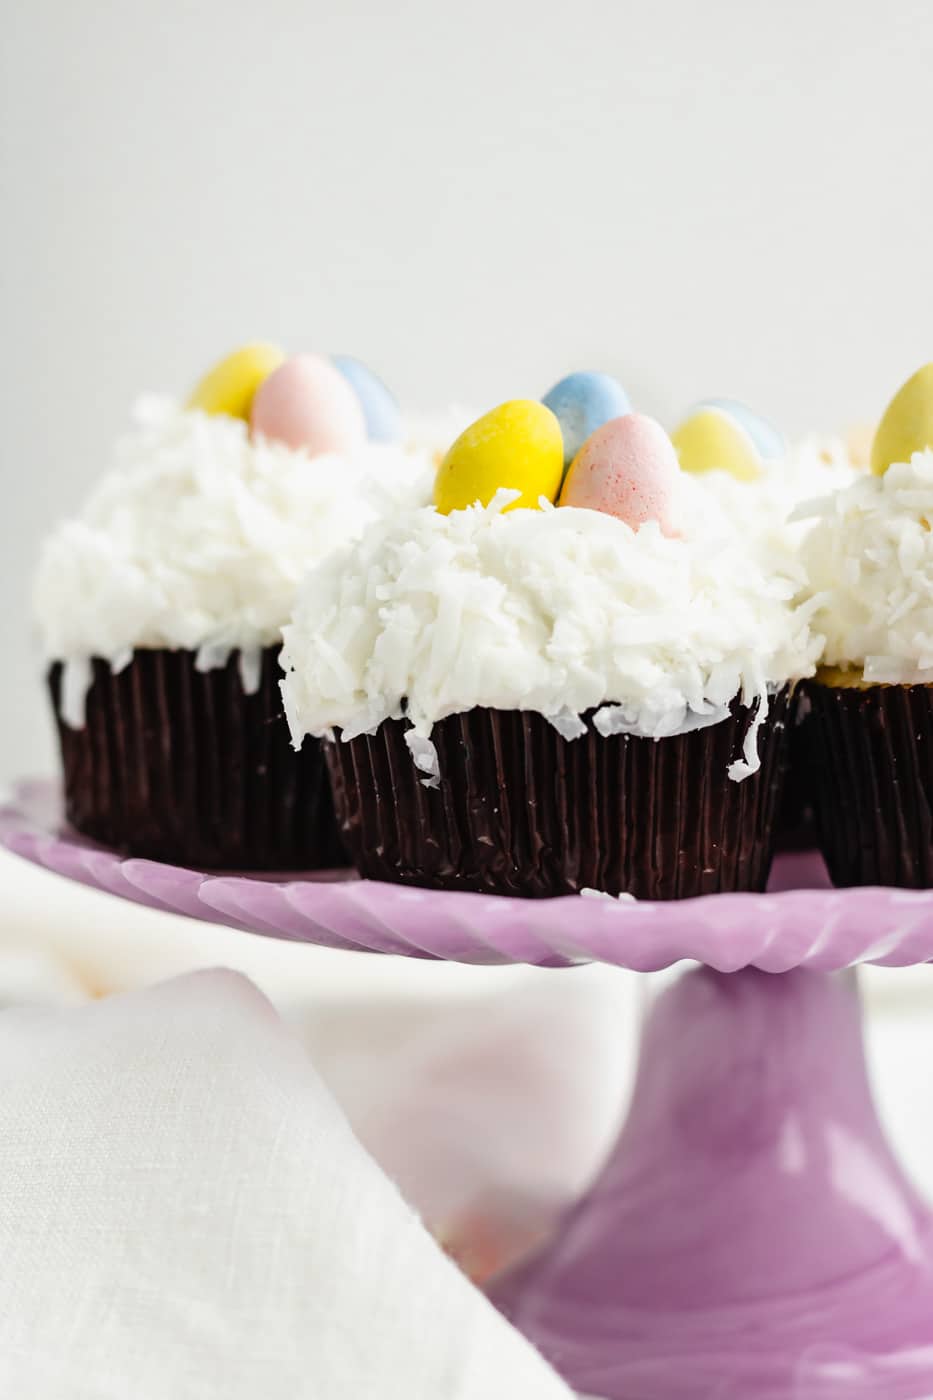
[558,413,681,535]
[250,353,367,456]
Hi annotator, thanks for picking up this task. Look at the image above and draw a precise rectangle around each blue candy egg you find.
[331,355,402,443]
[542,372,632,468]
[697,398,784,461]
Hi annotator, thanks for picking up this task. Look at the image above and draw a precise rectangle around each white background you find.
[2,3,933,1329]
[4,0,933,774]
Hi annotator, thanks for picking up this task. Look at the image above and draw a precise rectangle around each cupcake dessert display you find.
[281,376,822,899]
[34,343,432,869]
[799,363,933,887]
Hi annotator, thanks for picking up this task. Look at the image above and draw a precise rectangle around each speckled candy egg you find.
[542,372,632,469]
[558,413,680,535]
[871,363,933,475]
[186,342,285,420]
[250,354,367,457]
[434,400,564,514]
[331,355,402,443]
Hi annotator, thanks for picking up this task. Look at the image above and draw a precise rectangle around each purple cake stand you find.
[4,780,933,1400]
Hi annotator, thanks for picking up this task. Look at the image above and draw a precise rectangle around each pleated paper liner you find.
[49,648,346,871]
[326,690,791,900]
[802,680,933,887]
[773,687,818,851]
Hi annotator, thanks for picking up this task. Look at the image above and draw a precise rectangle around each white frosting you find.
[34,399,434,725]
[281,483,823,782]
[799,450,933,682]
[693,435,858,543]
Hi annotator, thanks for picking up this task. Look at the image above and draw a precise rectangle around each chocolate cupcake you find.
[801,676,933,886]
[46,647,345,870]
[281,402,820,898]
[33,349,433,869]
[797,366,933,886]
[321,700,791,899]
[675,419,861,853]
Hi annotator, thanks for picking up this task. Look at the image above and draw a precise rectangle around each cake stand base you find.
[5,785,933,1395]
[490,966,933,1400]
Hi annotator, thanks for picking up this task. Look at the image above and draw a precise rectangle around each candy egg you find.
[542,372,632,469]
[558,413,680,535]
[186,342,285,420]
[434,401,563,514]
[331,355,402,443]
[696,398,784,461]
[870,363,933,475]
[671,406,762,482]
[250,354,367,456]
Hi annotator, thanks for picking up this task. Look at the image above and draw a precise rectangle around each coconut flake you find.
[237,646,263,695]
[580,887,638,904]
[195,642,232,674]
[404,731,440,789]
[60,656,92,730]
[546,708,588,741]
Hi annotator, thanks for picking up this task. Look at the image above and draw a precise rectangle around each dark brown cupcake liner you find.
[49,647,346,871]
[325,691,791,899]
[801,681,933,887]
[773,688,818,852]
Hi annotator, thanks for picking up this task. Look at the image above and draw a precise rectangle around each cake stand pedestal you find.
[4,782,933,1400]
[492,965,933,1400]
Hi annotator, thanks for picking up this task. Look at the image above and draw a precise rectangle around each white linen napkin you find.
[0,969,574,1399]
[0,849,635,1286]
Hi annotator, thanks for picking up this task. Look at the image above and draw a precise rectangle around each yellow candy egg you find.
[671,408,761,482]
[186,342,286,420]
[434,401,564,515]
[870,364,933,475]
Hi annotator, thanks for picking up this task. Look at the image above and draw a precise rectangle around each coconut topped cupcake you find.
[282,384,823,898]
[282,397,821,784]
[799,452,933,685]
[794,363,933,889]
[799,364,933,685]
[281,486,819,784]
[34,342,435,872]
[35,350,433,726]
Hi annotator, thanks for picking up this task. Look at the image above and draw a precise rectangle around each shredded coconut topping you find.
[33,400,434,723]
[281,483,822,781]
[799,450,933,683]
[693,435,858,544]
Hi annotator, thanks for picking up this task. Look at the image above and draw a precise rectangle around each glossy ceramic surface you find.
[4,781,933,972]
[491,966,933,1398]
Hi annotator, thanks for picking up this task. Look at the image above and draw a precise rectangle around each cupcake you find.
[281,387,821,899]
[34,344,433,869]
[669,401,865,848]
[798,363,933,887]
